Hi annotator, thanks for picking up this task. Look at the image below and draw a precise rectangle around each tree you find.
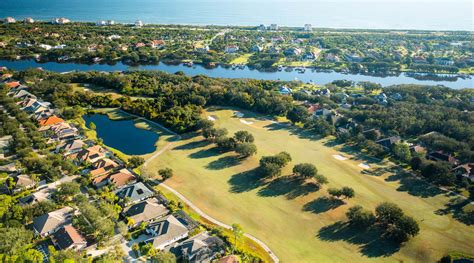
[287,105,310,124]
[259,162,282,178]
[131,243,140,257]
[235,142,257,158]
[215,136,238,151]
[392,143,412,163]
[197,119,214,130]
[52,182,80,204]
[341,186,355,199]
[151,251,177,263]
[314,174,329,186]
[421,161,455,186]
[259,152,292,178]
[293,163,318,178]
[346,205,375,228]
[231,224,243,254]
[128,156,145,168]
[390,215,420,242]
[375,202,403,226]
[0,227,34,256]
[410,156,423,170]
[233,130,255,143]
[327,188,343,199]
[159,168,174,181]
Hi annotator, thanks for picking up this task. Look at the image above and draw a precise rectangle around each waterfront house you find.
[284,47,302,56]
[52,225,87,251]
[122,197,169,228]
[225,45,239,53]
[150,40,165,49]
[145,215,189,250]
[38,115,65,127]
[325,53,340,62]
[114,182,153,204]
[72,145,107,164]
[32,206,74,237]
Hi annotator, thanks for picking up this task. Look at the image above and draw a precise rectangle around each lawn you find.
[230,53,252,64]
[145,106,474,263]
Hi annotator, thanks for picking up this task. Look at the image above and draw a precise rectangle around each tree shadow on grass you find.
[174,139,210,150]
[435,197,474,225]
[303,196,344,214]
[263,123,323,141]
[188,147,220,159]
[206,156,242,170]
[317,221,401,258]
[385,170,443,198]
[228,168,264,193]
[257,176,320,200]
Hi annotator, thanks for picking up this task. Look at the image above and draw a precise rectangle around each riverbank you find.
[1,59,473,89]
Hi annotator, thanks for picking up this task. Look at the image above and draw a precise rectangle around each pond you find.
[83,113,159,155]
[1,59,472,89]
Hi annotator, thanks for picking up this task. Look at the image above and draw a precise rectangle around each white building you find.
[24,17,35,24]
[225,45,239,53]
[4,17,16,24]
[52,17,71,24]
[304,24,312,31]
[135,19,143,27]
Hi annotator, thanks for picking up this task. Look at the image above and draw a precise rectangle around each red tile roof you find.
[38,116,64,127]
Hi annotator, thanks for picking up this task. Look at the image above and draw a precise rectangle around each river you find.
[1,60,472,89]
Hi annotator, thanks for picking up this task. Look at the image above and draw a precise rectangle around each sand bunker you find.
[358,163,371,169]
[234,111,244,118]
[207,116,216,121]
[240,119,254,125]
[333,154,347,161]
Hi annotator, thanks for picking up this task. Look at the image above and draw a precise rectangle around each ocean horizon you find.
[1,0,472,31]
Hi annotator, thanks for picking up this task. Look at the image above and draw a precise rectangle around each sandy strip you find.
[332,154,347,161]
[207,116,216,121]
[358,163,371,169]
[240,119,254,125]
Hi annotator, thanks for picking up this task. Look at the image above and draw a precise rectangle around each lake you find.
[84,113,159,155]
[0,0,472,31]
[1,59,472,89]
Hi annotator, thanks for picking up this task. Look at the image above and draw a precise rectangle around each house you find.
[251,45,263,52]
[145,215,189,250]
[325,53,340,62]
[33,108,55,121]
[5,81,21,89]
[149,40,165,49]
[92,167,135,188]
[38,115,65,127]
[114,182,153,204]
[284,47,302,56]
[194,44,210,53]
[3,17,16,24]
[314,88,331,97]
[453,163,474,182]
[19,190,50,206]
[122,197,169,228]
[345,53,364,62]
[134,42,146,48]
[11,174,36,193]
[73,145,107,164]
[375,93,388,104]
[271,36,285,43]
[303,52,317,60]
[32,207,74,237]
[225,45,239,53]
[170,232,225,262]
[92,158,120,171]
[390,93,403,101]
[96,20,114,26]
[268,46,281,54]
[217,255,239,263]
[24,17,35,23]
[279,86,292,95]
[52,225,87,251]
[435,58,454,66]
[314,108,332,117]
[376,136,401,150]
[428,151,459,166]
[304,24,312,31]
[269,24,279,30]
[52,18,71,24]
[135,20,143,27]
[409,145,426,155]
[107,34,121,40]
[413,56,427,64]
[13,89,36,100]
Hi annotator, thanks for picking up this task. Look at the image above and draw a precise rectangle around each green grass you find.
[145,106,474,263]
[230,53,252,64]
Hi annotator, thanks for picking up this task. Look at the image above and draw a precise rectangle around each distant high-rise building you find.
[304,24,312,31]
[269,24,279,30]
[135,19,143,27]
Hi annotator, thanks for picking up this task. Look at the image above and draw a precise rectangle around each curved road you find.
[136,114,280,263]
